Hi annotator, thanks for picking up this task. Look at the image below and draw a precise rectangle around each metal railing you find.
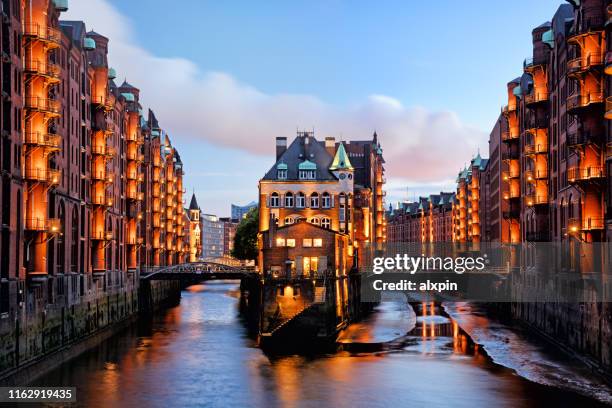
[567,166,605,182]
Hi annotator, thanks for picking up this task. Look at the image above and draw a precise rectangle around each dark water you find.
[30,282,608,407]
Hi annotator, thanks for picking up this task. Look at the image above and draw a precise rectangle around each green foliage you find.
[231,207,258,260]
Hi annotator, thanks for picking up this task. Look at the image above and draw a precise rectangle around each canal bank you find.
[27,281,611,407]
[0,272,181,386]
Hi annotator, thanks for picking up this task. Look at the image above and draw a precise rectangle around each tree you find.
[231,206,258,261]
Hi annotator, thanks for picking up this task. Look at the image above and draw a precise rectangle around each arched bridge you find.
[140,262,258,281]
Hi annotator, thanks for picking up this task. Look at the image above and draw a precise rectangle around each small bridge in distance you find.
[140,261,258,281]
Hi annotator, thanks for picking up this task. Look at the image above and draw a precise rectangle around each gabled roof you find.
[329,143,353,171]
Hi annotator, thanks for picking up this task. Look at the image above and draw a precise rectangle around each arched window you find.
[310,192,319,208]
[106,217,113,271]
[568,194,573,219]
[285,192,294,208]
[321,192,331,208]
[310,217,320,226]
[284,216,295,225]
[56,201,65,274]
[321,217,331,229]
[296,192,305,208]
[71,207,78,272]
[269,192,280,207]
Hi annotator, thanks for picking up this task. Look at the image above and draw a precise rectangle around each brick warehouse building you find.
[0,0,196,373]
[258,131,385,335]
[389,0,612,244]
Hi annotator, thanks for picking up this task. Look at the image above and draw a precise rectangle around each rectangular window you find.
[313,238,323,247]
[277,169,287,180]
[286,239,296,247]
[276,238,285,247]
[303,238,312,247]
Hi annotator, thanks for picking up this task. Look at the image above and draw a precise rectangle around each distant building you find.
[201,214,224,259]
[186,194,202,262]
[231,201,257,220]
[219,217,239,257]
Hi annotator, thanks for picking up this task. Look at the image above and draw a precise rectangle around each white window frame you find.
[285,192,294,207]
[296,192,306,208]
[322,192,331,208]
[310,193,319,208]
[270,192,280,207]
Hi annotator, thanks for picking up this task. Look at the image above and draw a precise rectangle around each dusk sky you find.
[66,0,562,216]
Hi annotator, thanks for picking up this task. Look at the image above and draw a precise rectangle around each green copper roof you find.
[542,29,554,49]
[83,37,96,50]
[121,92,135,102]
[472,153,482,167]
[108,67,117,80]
[298,160,317,170]
[53,0,68,11]
[329,143,353,170]
[513,86,523,98]
[277,162,288,170]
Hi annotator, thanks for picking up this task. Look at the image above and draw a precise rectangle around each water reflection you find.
[30,282,607,407]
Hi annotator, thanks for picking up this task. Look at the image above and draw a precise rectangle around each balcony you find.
[523,56,547,72]
[567,130,602,148]
[568,217,605,232]
[567,53,603,77]
[23,24,62,47]
[91,231,113,241]
[92,145,116,158]
[501,128,520,142]
[126,152,145,162]
[92,193,113,207]
[567,166,605,183]
[524,169,548,182]
[502,189,520,200]
[25,217,61,232]
[92,170,113,183]
[524,195,548,207]
[24,168,61,185]
[567,91,604,113]
[607,51,612,76]
[126,190,144,201]
[501,104,517,116]
[25,97,61,116]
[24,132,61,150]
[524,142,548,156]
[501,170,519,181]
[24,59,61,82]
[568,15,605,44]
[525,91,549,107]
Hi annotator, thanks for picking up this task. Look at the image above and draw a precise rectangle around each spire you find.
[189,193,199,211]
[329,143,353,171]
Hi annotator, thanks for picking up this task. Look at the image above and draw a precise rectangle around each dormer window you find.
[277,162,288,180]
[299,170,316,180]
[298,160,317,180]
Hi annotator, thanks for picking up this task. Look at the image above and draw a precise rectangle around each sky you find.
[66,0,563,216]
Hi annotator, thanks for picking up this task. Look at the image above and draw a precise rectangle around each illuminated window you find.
[276,238,285,247]
[303,256,319,276]
[303,238,312,247]
[270,192,280,207]
[321,217,331,229]
[313,238,323,247]
[286,239,296,247]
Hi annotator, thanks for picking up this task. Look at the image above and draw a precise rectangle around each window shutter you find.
[318,256,327,274]
[296,256,303,277]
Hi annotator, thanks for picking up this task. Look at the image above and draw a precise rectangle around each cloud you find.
[66,0,486,184]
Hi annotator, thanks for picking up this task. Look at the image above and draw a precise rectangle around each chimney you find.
[276,137,287,160]
[325,136,336,157]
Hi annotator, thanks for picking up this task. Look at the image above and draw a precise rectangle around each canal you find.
[31,282,611,407]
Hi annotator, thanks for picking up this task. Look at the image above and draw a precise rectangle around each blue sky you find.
[72,0,565,216]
